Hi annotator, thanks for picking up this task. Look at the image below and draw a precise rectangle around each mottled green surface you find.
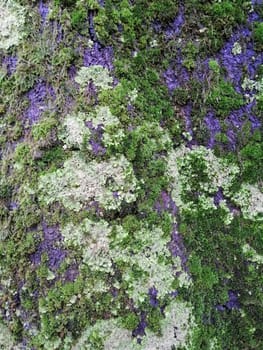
[0,0,263,349]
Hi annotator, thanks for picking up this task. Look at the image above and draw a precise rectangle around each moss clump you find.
[207,80,244,118]
[71,7,87,29]
[32,117,58,141]
[253,22,263,49]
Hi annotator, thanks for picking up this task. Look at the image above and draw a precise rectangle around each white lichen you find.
[0,0,26,50]
[241,77,263,102]
[0,321,21,349]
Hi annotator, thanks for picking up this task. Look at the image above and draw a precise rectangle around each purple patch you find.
[86,121,107,156]
[169,224,189,272]
[214,188,224,206]
[148,286,158,307]
[30,222,66,271]
[163,67,180,91]
[132,312,147,337]
[83,42,114,71]
[225,101,261,148]
[25,81,55,124]
[216,290,240,311]
[163,52,189,92]
[89,139,106,155]
[205,111,221,148]
[226,290,240,310]
[39,0,49,28]
[112,191,119,199]
[165,5,184,39]
[2,55,17,75]
[9,202,19,210]
[154,191,178,216]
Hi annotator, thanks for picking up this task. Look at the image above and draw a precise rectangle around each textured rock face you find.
[0,0,263,349]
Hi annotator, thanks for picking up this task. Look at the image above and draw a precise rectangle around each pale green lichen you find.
[233,184,263,221]
[59,112,91,150]
[242,243,263,264]
[87,106,125,148]
[62,218,189,305]
[127,88,138,102]
[59,106,125,150]
[0,321,21,349]
[62,218,112,273]
[232,42,242,55]
[110,224,190,305]
[72,319,134,350]
[167,145,239,215]
[73,300,195,350]
[0,0,26,50]
[141,300,195,350]
[38,154,139,212]
[75,65,113,90]
[218,200,234,225]
[87,106,120,127]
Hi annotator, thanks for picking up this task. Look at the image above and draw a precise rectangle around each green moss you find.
[52,47,76,67]
[208,59,220,75]
[54,0,77,7]
[147,308,163,334]
[208,80,244,118]
[71,7,87,29]
[32,117,58,141]
[182,42,199,71]
[253,22,263,45]
[14,143,32,165]
[119,313,139,331]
